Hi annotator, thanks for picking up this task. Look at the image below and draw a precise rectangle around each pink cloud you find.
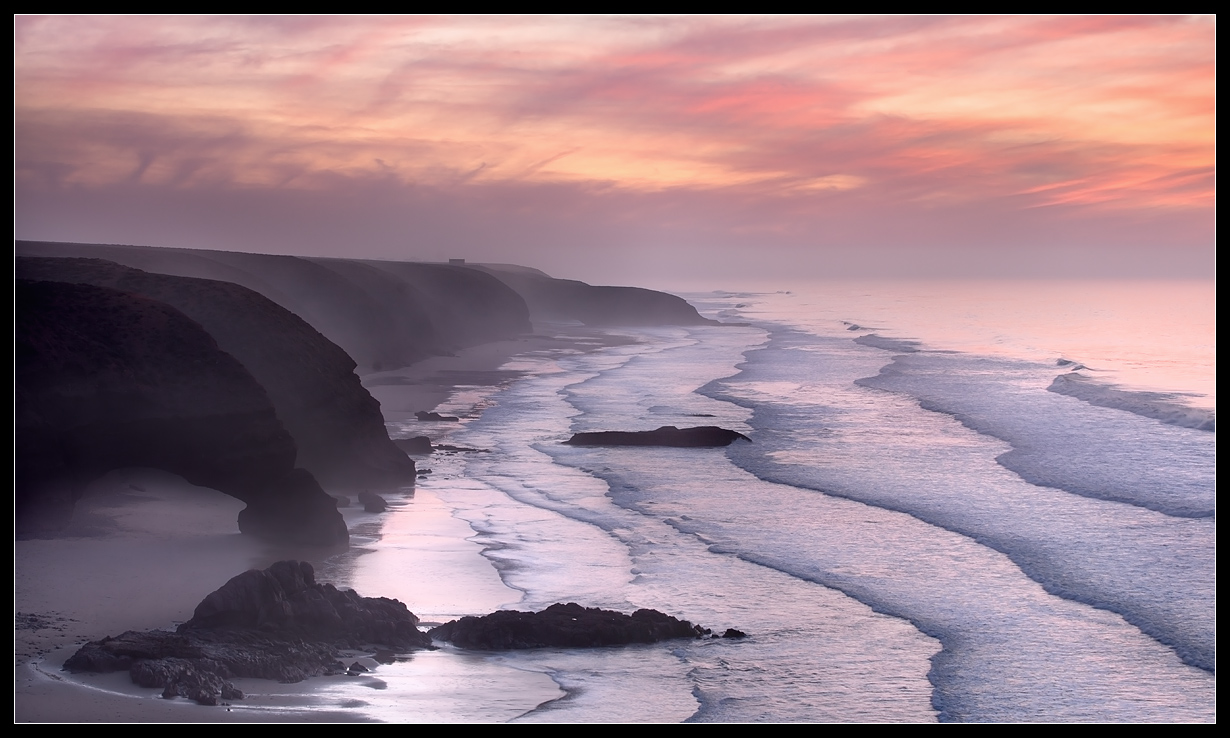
[14,15,1213,277]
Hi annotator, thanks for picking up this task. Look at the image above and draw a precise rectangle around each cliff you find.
[472,263,719,326]
[16,241,534,373]
[15,242,719,369]
[14,241,719,546]
[17,257,417,489]
[16,280,347,545]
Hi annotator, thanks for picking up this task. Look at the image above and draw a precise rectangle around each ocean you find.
[329,278,1214,722]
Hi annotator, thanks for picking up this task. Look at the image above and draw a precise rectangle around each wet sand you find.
[361,327,638,422]
[15,328,622,723]
[15,470,563,723]
[13,469,369,722]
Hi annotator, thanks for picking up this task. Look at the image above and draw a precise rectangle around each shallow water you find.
[55,280,1212,721]
[336,279,1214,722]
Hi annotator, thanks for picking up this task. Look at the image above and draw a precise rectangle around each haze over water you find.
[734,279,1216,405]
[15,14,1214,723]
[328,275,1214,722]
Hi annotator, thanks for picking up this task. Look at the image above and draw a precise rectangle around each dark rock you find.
[333,495,351,508]
[16,241,533,374]
[722,629,748,639]
[428,602,709,650]
[416,411,460,422]
[65,561,433,705]
[349,259,533,359]
[235,469,349,546]
[131,657,244,705]
[358,491,388,513]
[472,265,718,327]
[563,426,751,448]
[16,256,418,489]
[15,280,346,545]
[67,628,346,703]
[182,561,431,649]
[393,436,434,454]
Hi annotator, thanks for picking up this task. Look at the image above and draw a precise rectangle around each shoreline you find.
[15,326,622,723]
[360,325,640,422]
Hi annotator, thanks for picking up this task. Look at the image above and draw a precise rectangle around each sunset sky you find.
[14,15,1214,285]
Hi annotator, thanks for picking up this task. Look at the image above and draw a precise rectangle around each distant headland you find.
[16,240,717,545]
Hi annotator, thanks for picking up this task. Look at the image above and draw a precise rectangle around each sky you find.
[14,15,1215,286]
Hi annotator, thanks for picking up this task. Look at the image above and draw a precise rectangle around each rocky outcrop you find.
[15,241,535,373]
[180,560,429,648]
[393,436,434,454]
[65,561,432,705]
[16,280,346,545]
[357,491,388,513]
[17,256,417,488]
[356,259,534,350]
[564,426,751,447]
[15,241,720,365]
[473,264,719,326]
[428,602,709,650]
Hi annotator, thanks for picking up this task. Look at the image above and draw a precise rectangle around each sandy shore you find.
[14,468,368,722]
[15,327,626,723]
[360,327,637,422]
[14,474,565,724]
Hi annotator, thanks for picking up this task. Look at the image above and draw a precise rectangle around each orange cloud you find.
[15,15,1213,217]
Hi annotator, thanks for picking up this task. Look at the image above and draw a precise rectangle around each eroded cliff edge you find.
[16,280,347,545]
[16,240,719,545]
[17,256,417,489]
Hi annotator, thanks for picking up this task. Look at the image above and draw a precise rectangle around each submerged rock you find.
[65,561,432,705]
[428,602,709,650]
[563,426,751,448]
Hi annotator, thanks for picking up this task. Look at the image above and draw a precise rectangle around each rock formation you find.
[16,280,346,545]
[15,241,535,373]
[14,244,719,359]
[564,426,751,448]
[357,491,389,513]
[65,561,432,705]
[63,562,739,705]
[17,256,417,488]
[473,263,720,326]
[428,602,709,649]
[393,436,434,454]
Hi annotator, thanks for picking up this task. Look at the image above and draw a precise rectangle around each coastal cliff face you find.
[15,242,718,367]
[16,279,347,545]
[472,264,719,326]
[355,259,533,350]
[17,257,417,489]
[16,241,534,373]
[15,240,717,546]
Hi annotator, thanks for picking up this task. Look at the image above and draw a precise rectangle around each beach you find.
[15,14,1214,724]
[15,283,1216,723]
[14,335,561,723]
[14,326,641,723]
